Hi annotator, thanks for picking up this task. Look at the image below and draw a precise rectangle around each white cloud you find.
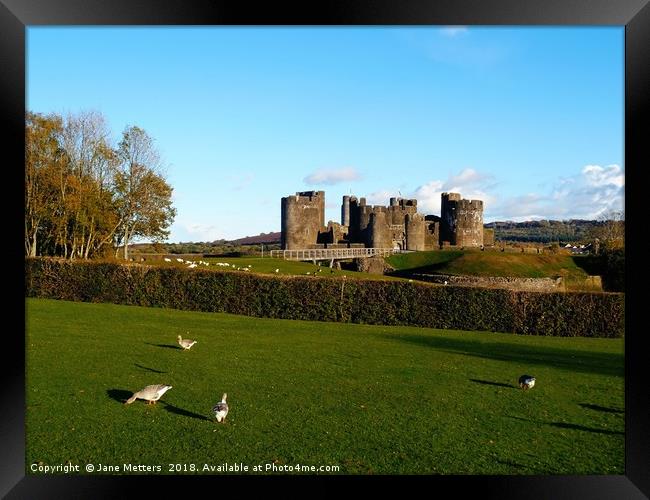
[446,168,490,187]
[440,26,468,37]
[303,167,361,185]
[413,168,497,215]
[413,180,444,214]
[366,189,400,205]
[376,164,623,222]
[486,164,624,221]
[582,164,624,188]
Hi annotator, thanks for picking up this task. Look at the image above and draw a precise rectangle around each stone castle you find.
[281,191,494,250]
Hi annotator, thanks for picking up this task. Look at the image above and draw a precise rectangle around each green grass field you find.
[149,251,598,291]
[26,298,624,475]
[159,256,403,281]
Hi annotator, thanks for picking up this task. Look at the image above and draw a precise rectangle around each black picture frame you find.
[4,0,648,497]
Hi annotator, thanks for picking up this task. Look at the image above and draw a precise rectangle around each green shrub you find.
[25,258,624,338]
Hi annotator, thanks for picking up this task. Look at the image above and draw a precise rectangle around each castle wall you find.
[280,191,325,250]
[483,228,495,246]
[324,221,348,246]
[424,215,440,250]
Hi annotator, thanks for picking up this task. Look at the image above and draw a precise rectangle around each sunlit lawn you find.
[26,298,624,475]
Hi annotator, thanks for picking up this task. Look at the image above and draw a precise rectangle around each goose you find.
[177,334,197,350]
[125,384,172,405]
[212,393,229,423]
[518,375,536,390]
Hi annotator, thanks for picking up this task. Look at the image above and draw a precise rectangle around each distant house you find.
[569,243,592,255]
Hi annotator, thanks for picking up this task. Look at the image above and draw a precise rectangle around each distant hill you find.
[229,232,281,245]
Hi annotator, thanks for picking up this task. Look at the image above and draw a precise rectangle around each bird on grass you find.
[124,384,172,405]
[518,375,536,390]
[212,393,229,423]
[177,334,197,350]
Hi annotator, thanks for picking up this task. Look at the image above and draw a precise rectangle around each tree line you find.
[25,110,176,260]
[487,214,624,246]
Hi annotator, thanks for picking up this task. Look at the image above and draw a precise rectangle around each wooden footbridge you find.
[270,247,400,263]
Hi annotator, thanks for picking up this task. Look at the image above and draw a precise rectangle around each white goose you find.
[124,384,172,405]
[212,393,229,423]
[177,334,197,350]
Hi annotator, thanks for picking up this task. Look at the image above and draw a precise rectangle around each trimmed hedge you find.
[25,258,624,338]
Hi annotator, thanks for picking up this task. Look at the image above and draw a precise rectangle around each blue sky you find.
[27,27,624,242]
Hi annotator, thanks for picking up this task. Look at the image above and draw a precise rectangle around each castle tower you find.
[405,213,425,251]
[455,199,484,247]
[358,204,373,245]
[440,192,462,245]
[341,195,351,226]
[369,210,389,248]
[440,192,483,247]
[280,191,325,250]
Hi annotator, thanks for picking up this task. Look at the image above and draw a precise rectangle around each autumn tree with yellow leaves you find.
[25,111,176,259]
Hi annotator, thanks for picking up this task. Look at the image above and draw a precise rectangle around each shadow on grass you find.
[161,402,211,421]
[549,422,623,435]
[145,342,182,350]
[382,334,623,377]
[135,363,167,374]
[579,403,624,414]
[571,255,602,276]
[469,379,516,389]
[507,415,623,435]
[386,252,463,277]
[107,389,133,404]
[494,458,530,470]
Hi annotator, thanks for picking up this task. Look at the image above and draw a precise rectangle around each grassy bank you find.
[387,250,589,279]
